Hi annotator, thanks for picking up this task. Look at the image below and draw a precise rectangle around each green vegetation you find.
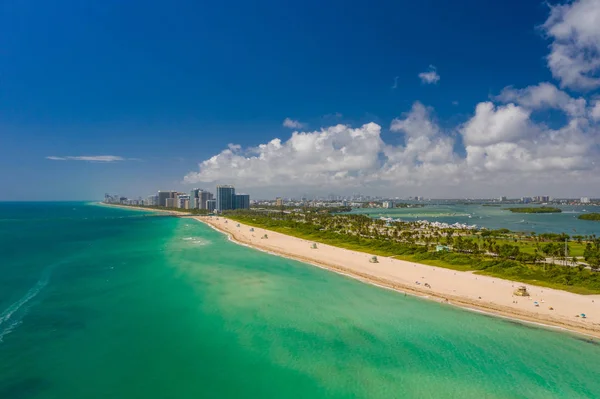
[506,207,562,213]
[251,205,352,214]
[223,209,600,294]
[578,213,600,221]
[395,203,424,208]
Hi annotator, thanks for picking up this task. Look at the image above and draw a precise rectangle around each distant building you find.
[189,188,201,209]
[176,194,190,209]
[158,191,177,207]
[581,197,591,204]
[382,201,394,209]
[216,185,235,211]
[198,190,214,210]
[165,198,176,208]
[499,196,507,202]
[276,197,283,206]
[234,194,250,210]
[521,197,532,204]
[146,195,158,206]
[206,199,216,212]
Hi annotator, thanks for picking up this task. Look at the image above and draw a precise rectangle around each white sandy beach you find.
[198,215,600,338]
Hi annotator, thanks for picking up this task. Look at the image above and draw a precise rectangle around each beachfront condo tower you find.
[189,188,200,209]
[198,190,214,210]
[206,199,216,212]
[216,185,235,212]
[234,194,250,210]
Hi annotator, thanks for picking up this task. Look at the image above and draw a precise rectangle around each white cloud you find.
[461,102,598,177]
[392,76,399,89]
[45,155,129,162]
[591,100,600,121]
[282,118,305,129]
[418,65,440,84]
[495,82,587,117]
[184,123,384,188]
[541,0,600,90]
[460,102,534,147]
[184,97,600,196]
[390,102,441,138]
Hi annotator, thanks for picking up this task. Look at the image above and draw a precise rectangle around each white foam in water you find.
[0,266,52,343]
[0,320,22,343]
[182,237,210,246]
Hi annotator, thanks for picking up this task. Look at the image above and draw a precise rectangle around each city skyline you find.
[2,0,600,200]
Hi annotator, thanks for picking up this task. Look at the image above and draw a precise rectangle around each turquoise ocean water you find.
[1,202,600,398]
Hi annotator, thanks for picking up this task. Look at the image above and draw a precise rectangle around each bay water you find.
[351,204,600,235]
[1,202,599,398]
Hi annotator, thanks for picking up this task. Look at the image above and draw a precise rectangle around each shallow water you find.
[1,202,599,398]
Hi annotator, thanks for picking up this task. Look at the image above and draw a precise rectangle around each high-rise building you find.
[216,185,235,212]
[234,194,250,210]
[146,195,158,206]
[206,199,216,212]
[165,198,176,208]
[382,201,394,209]
[190,188,200,209]
[198,190,214,210]
[158,191,177,207]
[176,194,190,209]
[276,197,283,206]
[581,197,591,204]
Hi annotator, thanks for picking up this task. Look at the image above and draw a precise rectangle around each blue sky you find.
[1,0,599,200]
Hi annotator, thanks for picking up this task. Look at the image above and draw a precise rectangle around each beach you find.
[197,215,600,338]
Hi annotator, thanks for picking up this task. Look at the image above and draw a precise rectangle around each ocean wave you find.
[0,266,52,343]
[182,237,211,246]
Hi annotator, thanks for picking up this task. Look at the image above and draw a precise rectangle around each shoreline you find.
[197,216,600,340]
[95,202,190,215]
[98,204,600,339]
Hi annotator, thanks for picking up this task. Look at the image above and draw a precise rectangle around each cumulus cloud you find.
[461,102,598,177]
[591,100,600,121]
[184,123,384,188]
[45,155,130,162]
[495,82,587,117]
[418,65,440,84]
[184,97,600,195]
[390,102,441,137]
[184,103,464,190]
[460,102,534,147]
[541,0,600,90]
[282,118,305,129]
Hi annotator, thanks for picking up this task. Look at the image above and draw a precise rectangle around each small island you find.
[506,207,562,214]
[578,213,600,221]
